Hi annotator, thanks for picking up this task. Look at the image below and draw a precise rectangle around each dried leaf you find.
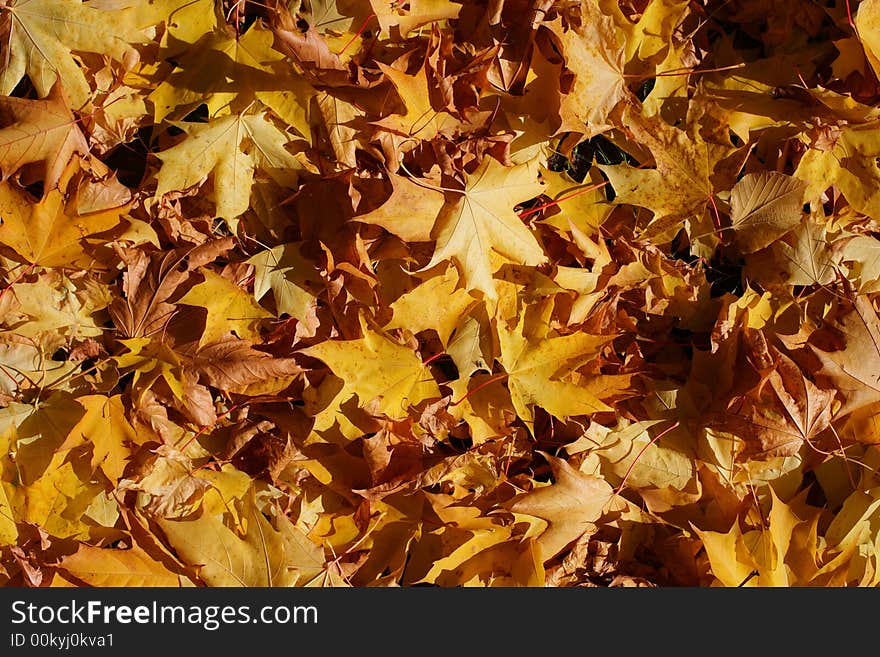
[730,172,806,254]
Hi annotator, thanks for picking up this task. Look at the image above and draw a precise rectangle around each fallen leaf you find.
[509,455,615,561]
[0,0,142,108]
[176,268,272,346]
[0,159,128,269]
[729,172,806,254]
[302,316,440,419]
[59,544,195,587]
[154,112,302,226]
[157,487,302,587]
[0,80,89,190]
[423,156,547,298]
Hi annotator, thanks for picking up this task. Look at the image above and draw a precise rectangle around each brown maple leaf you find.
[109,238,234,339]
[0,79,89,191]
[811,294,880,420]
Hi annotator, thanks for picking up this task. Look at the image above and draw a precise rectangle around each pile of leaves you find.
[3,0,880,588]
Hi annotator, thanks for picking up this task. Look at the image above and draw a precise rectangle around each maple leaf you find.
[149,22,314,133]
[811,295,880,420]
[9,270,110,353]
[544,3,628,136]
[835,234,880,293]
[384,266,477,345]
[65,394,138,483]
[818,486,880,586]
[729,172,807,254]
[698,489,822,586]
[353,172,444,241]
[0,158,129,269]
[157,487,309,586]
[247,242,320,323]
[599,106,738,241]
[723,344,834,458]
[154,112,302,227]
[794,120,880,221]
[0,79,89,190]
[114,337,188,402]
[583,419,696,491]
[0,0,143,108]
[497,316,614,423]
[509,455,616,561]
[403,495,514,585]
[119,446,212,518]
[59,544,195,587]
[373,59,458,140]
[270,6,347,70]
[108,238,234,339]
[422,156,547,298]
[0,396,107,541]
[298,0,360,36]
[176,268,272,346]
[302,315,440,419]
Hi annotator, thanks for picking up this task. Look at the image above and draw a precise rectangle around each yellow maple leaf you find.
[794,119,880,221]
[59,544,195,587]
[353,172,444,241]
[545,6,628,136]
[385,266,477,346]
[9,270,110,354]
[0,396,105,543]
[373,60,458,140]
[176,268,272,346]
[0,158,129,269]
[247,243,320,322]
[149,22,313,132]
[599,106,737,241]
[498,314,614,423]
[64,395,138,484]
[0,0,143,108]
[302,315,440,419]
[114,337,187,401]
[154,112,303,228]
[698,489,821,586]
[157,487,308,587]
[422,156,547,298]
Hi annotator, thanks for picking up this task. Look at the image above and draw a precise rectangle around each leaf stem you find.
[338,13,377,55]
[0,261,37,307]
[519,180,609,219]
[613,420,680,496]
[450,373,508,407]
[422,351,447,366]
[177,402,243,452]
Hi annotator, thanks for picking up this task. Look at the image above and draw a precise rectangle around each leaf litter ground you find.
[2,0,880,587]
